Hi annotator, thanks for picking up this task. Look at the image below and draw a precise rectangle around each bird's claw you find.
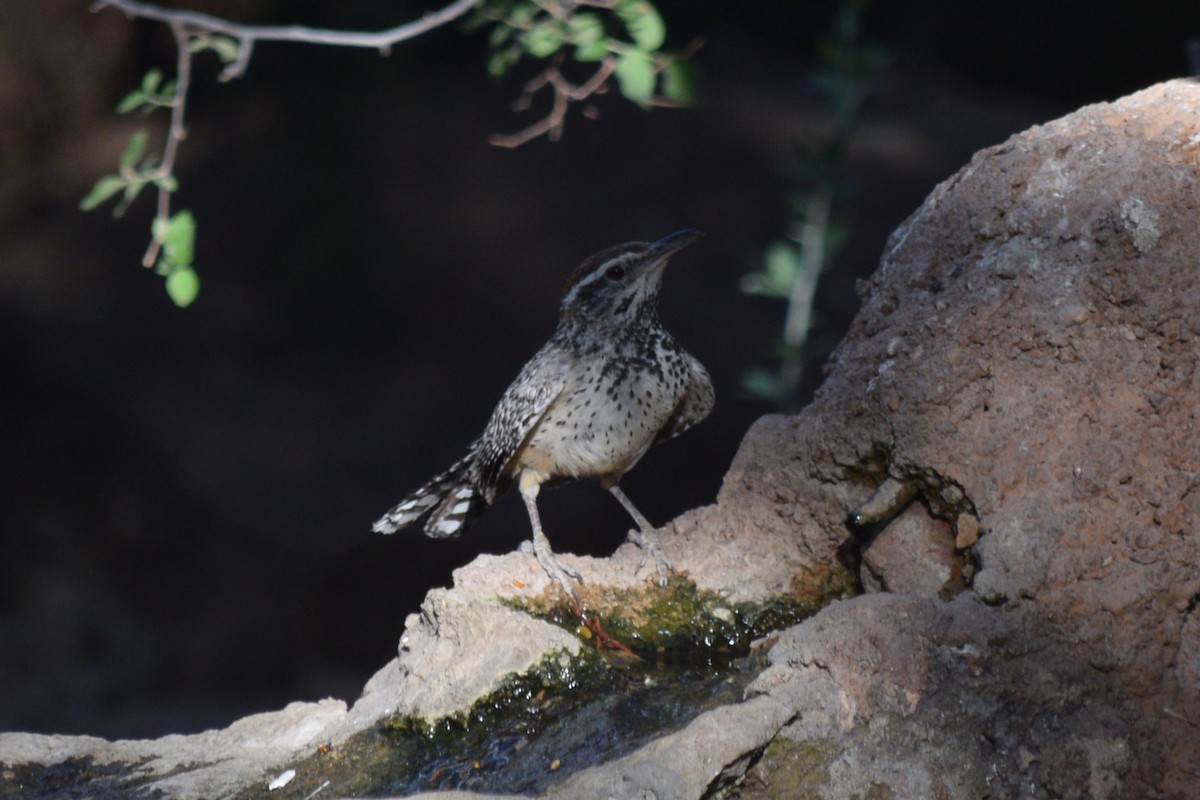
[528,536,583,600]
[547,565,582,602]
[626,529,673,587]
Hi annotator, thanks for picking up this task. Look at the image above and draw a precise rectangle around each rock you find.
[543,694,795,800]
[954,511,980,549]
[0,699,351,800]
[733,79,1200,798]
[385,581,583,724]
[5,79,1200,800]
[860,502,959,597]
[741,594,1011,797]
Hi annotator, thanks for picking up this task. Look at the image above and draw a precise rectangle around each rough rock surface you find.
[729,78,1200,799]
[859,501,958,596]
[0,699,351,799]
[3,80,1199,799]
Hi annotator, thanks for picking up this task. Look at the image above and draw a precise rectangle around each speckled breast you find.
[519,349,686,482]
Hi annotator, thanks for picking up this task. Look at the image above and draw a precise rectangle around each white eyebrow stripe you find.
[561,267,604,309]
[560,251,641,308]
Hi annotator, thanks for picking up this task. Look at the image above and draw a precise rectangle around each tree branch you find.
[92,0,479,78]
[142,21,192,268]
[91,0,482,268]
[488,54,616,148]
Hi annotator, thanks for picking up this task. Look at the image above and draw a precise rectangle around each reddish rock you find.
[860,502,960,597]
[727,79,1200,799]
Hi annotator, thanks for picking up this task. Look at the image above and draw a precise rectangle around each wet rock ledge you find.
[3,79,1199,799]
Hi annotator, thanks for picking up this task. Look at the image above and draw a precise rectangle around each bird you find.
[373,230,714,599]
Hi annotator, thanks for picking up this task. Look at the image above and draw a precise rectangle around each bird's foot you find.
[626,527,673,587]
[521,536,583,600]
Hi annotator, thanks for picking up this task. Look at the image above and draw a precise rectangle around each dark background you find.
[1,0,1195,739]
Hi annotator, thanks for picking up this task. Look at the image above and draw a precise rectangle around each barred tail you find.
[372,447,487,538]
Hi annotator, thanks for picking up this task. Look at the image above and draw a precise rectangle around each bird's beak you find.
[651,229,704,259]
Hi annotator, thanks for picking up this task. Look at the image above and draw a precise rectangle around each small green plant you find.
[740,0,886,411]
[80,34,239,307]
[473,0,698,146]
[479,0,694,100]
[79,127,171,218]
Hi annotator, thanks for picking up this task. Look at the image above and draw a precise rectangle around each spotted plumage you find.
[374,230,713,597]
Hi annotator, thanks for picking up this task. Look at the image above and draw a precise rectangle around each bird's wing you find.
[473,344,570,494]
[655,352,715,444]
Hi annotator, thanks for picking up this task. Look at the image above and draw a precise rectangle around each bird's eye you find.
[605,265,625,281]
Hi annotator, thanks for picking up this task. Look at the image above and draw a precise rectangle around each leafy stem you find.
[476,0,700,145]
[144,22,191,271]
[83,0,484,306]
[740,0,886,411]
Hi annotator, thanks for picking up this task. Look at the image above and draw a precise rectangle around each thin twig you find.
[488,55,616,148]
[91,0,479,68]
[221,37,253,82]
[142,21,192,268]
[532,0,570,22]
[488,34,703,148]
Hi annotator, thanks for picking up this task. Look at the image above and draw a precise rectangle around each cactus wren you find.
[373,230,714,598]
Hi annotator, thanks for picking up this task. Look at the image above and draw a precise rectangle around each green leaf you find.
[570,10,608,60]
[765,240,802,288]
[614,50,655,106]
[158,210,196,267]
[116,89,146,114]
[523,23,562,58]
[79,175,127,211]
[570,12,605,46]
[662,60,699,104]
[209,35,241,64]
[740,240,803,299]
[488,22,515,47]
[113,180,146,217]
[575,36,610,61]
[617,0,665,51]
[487,44,522,78]
[508,3,537,27]
[187,33,241,64]
[141,68,163,96]
[119,130,148,170]
[164,267,200,307]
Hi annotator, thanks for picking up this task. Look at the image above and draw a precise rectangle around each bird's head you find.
[558,229,703,334]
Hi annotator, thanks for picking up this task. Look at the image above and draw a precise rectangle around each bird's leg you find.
[519,472,583,599]
[607,484,673,586]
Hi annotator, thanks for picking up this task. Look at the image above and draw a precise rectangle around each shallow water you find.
[383,653,762,796]
[272,647,767,799]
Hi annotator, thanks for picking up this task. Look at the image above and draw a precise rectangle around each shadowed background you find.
[1,0,1195,738]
